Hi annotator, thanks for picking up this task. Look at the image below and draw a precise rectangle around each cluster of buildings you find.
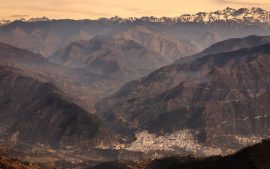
[125,130,200,153]
[235,135,261,146]
[110,130,221,156]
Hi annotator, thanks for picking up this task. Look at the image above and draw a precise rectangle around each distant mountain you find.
[0,42,125,111]
[49,32,195,80]
[175,7,270,24]
[0,16,50,26]
[48,32,196,112]
[0,20,11,26]
[97,41,270,149]
[0,40,169,113]
[176,35,270,64]
[89,140,270,169]
[0,65,115,148]
[0,8,270,56]
[0,20,94,56]
[114,25,198,61]
[50,35,185,80]
[98,7,270,25]
[2,7,268,26]
[0,42,54,70]
[27,16,50,22]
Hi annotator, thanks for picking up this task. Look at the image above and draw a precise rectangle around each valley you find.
[0,6,270,169]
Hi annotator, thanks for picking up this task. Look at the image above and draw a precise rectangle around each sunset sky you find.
[0,0,270,20]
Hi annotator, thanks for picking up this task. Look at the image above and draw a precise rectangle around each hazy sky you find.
[0,0,270,20]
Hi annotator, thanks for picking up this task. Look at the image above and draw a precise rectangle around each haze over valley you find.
[0,3,270,169]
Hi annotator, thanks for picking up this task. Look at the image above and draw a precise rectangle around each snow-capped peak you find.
[0,16,50,26]
[100,7,270,25]
[27,16,50,22]
[0,19,11,26]
[176,7,270,24]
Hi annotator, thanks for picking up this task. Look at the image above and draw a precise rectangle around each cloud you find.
[9,14,29,18]
[124,7,169,15]
[218,0,270,5]
[7,6,111,18]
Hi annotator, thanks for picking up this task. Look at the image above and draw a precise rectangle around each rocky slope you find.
[176,35,270,64]
[114,25,198,61]
[97,41,270,148]
[0,65,115,149]
[0,155,41,169]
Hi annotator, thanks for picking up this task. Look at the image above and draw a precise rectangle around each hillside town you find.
[109,130,263,157]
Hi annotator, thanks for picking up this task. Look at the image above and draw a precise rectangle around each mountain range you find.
[175,35,270,64]
[97,35,270,150]
[1,7,270,168]
[0,7,270,57]
[1,7,270,26]
[1,33,270,156]
[0,17,50,26]
[0,27,195,111]
[97,7,270,25]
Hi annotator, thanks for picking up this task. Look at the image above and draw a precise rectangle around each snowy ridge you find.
[177,7,270,24]
[1,7,270,26]
[98,7,270,25]
[0,20,12,26]
[27,16,50,22]
[0,16,50,26]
